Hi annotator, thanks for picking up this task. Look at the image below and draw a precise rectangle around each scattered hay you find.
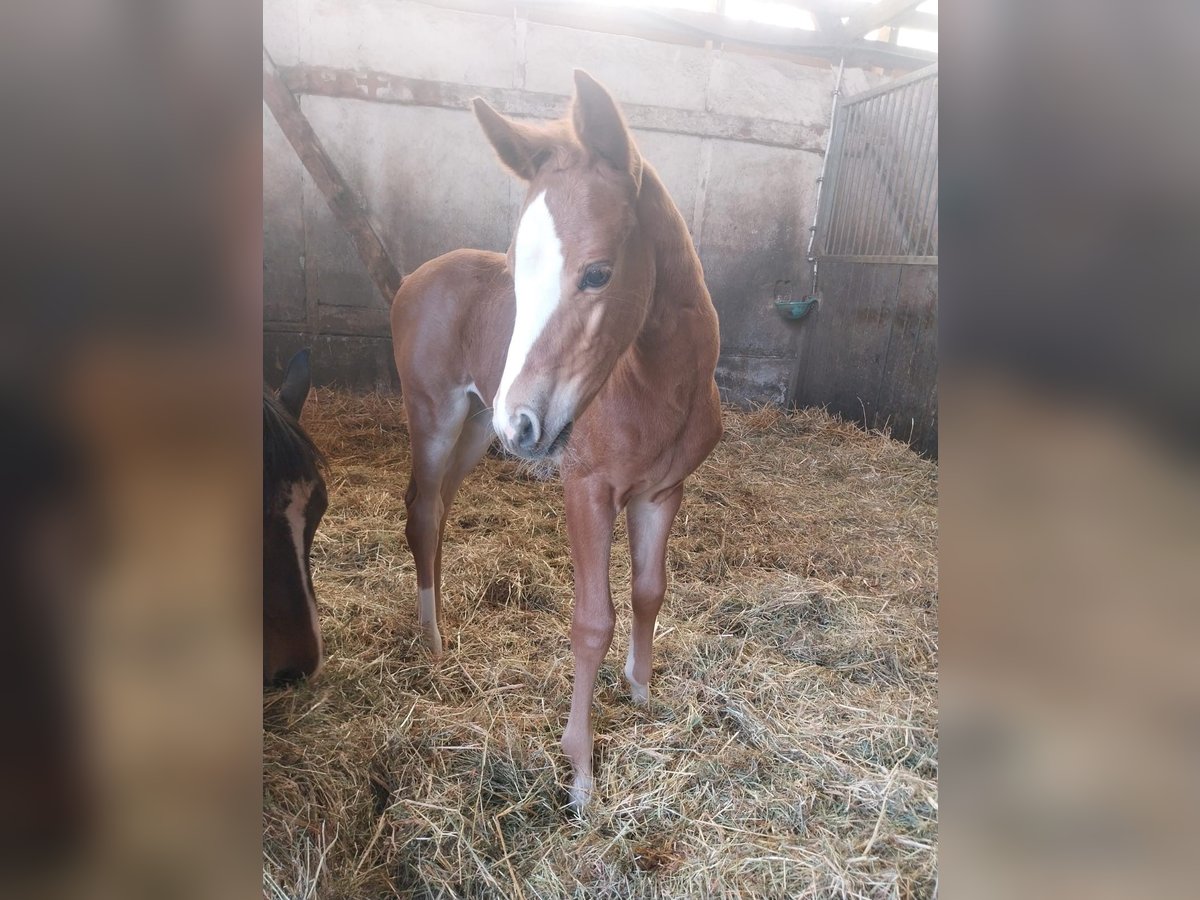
[264,390,938,899]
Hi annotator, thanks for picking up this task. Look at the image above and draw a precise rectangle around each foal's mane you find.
[263,390,325,510]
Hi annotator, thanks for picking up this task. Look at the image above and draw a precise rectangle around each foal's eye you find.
[579,264,612,291]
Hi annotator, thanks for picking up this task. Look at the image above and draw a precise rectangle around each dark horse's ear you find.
[571,70,641,189]
[278,348,312,420]
[472,98,553,181]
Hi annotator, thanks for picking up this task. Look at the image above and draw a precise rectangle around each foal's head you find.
[475,70,653,459]
[263,349,327,686]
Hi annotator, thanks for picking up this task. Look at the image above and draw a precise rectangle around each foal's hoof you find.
[568,775,594,814]
[623,658,650,706]
[627,679,649,706]
[419,622,444,660]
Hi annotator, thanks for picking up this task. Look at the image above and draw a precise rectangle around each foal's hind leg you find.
[433,398,496,623]
[404,393,471,658]
[623,484,684,705]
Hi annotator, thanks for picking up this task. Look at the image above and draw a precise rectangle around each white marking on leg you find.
[493,190,564,437]
[624,644,649,705]
[418,587,441,653]
[418,587,437,626]
[285,481,323,671]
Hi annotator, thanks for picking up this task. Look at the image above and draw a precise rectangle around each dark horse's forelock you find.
[263,390,326,511]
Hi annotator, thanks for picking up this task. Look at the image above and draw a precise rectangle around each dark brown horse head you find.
[263,349,327,686]
[474,70,654,459]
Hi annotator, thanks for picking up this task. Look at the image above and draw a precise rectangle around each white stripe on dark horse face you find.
[284,480,323,667]
[493,190,565,438]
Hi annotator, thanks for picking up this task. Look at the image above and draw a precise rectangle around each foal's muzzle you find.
[499,406,573,459]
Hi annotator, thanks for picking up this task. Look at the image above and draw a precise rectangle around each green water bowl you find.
[774,297,818,320]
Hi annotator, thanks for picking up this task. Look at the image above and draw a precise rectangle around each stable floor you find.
[264,390,938,899]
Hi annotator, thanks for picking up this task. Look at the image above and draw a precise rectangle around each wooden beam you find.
[648,8,834,48]
[842,0,924,40]
[769,2,938,38]
[896,10,939,32]
[281,65,832,152]
[644,6,929,60]
[628,7,937,67]
[837,39,936,68]
[418,0,933,69]
[263,47,402,306]
[789,0,847,38]
[816,0,872,12]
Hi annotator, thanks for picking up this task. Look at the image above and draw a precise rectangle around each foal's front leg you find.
[560,477,618,812]
[624,484,683,705]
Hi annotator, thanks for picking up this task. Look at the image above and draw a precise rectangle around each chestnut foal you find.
[391,71,722,809]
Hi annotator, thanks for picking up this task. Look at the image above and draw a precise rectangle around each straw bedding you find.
[264,389,938,899]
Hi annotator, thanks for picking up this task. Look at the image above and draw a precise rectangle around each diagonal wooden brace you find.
[263,46,402,306]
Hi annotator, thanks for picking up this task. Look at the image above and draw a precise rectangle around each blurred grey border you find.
[941,1,1200,898]
[1,1,261,898]
[2,0,1199,897]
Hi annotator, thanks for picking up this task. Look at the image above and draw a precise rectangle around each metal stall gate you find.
[791,65,938,455]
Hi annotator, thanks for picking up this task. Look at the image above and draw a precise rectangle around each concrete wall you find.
[263,0,891,402]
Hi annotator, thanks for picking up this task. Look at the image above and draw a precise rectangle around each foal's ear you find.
[278,348,312,420]
[472,98,552,181]
[571,70,640,186]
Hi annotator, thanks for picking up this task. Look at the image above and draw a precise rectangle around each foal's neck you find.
[635,165,707,327]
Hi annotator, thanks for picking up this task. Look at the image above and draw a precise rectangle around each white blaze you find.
[494,191,564,438]
[285,481,323,667]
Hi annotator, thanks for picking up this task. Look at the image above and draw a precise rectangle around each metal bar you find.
[868,85,902,256]
[927,196,939,257]
[824,113,851,257]
[892,80,923,255]
[843,99,870,256]
[840,62,938,107]
[806,59,845,276]
[921,156,940,255]
[859,94,888,256]
[888,83,917,253]
[916,83,936,255]
[841,104,870,255]
[894,82,928,257]
[887,84,916,254]
[825,103,851,255]
[915,80,939,254]
[863,89,899,256]
[910,78,940,257]
[924,78,941,253]
[829,104,862,255]
[895,78,933,256]
[849,97,878,255]
[815,106,846,256]
[837,104,868,255]
[821,255,938,265]
[927,117,941,255]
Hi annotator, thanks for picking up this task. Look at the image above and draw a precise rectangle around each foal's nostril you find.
[514,409,540,452]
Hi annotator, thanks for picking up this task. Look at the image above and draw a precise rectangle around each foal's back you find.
[390,248,514,406]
